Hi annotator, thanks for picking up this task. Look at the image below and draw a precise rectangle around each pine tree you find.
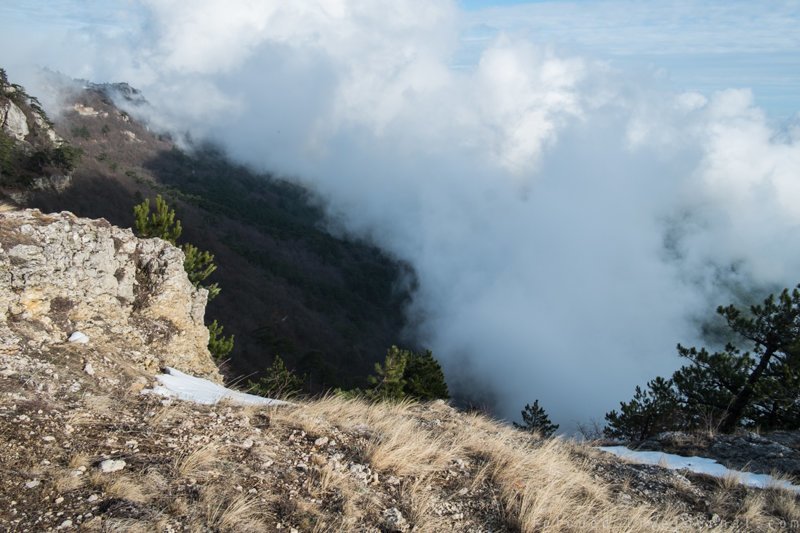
[182,243,220,301]
[514,400,559,437]
[207,320,234,361]
[716,287,800,432]
[404,349,449,400]
[340,346,450,402]
[604,377,682,440]
[605,285,800,439]
[249,355,304,398]
[367,345,408,401]
[133,194,182,243]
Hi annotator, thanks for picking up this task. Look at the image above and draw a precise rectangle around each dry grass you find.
[10,385,798,532]
[764,488,800,525]
[174,443,221,480]
[53,468,86,492]
[105,475,150,504]
[201,488,264,532]
[96,518,154,533]
[271,397,708,532]
[148,402,181,427]
[366,417,460,476]
[308,463,340,498]
[738,493,766,524]
[68,452,91,469]
[398,475,450,532]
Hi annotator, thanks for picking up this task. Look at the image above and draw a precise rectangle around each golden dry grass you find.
[268,396,708,532]
[18,389,798,532]
[174,443,221,480]
[105,475,150,504]
[68,453,91,469]
[201,488,264,532]
[53,468,86,493]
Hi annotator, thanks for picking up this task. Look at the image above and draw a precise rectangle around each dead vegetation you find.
[2,383,800,531]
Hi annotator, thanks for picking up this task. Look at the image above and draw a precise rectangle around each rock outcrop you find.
[0,208,220,381]
[633,430,800,477]
[1,98,29,141]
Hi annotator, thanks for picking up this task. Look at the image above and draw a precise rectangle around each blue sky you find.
[455,0,800,118]
[460,0,544,9]
[2,0,797,118]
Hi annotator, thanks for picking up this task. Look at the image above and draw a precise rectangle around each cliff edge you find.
[0,208,220,383]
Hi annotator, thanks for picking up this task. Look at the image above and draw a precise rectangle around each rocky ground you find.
[2,353,800,532]
[616,431,800,480]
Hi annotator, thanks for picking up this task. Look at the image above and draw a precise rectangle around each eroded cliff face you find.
[0,208,221,382]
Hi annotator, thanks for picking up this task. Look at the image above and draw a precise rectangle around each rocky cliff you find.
[0,208,220,382]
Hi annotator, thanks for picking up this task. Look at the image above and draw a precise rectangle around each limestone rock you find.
[0,209,221,382]
[1,99,29,141]
[99,459,126,473]
[69,331,89,344]
[382,507,409,532]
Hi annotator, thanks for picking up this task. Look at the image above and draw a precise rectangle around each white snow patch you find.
[68,331,89,344]
[142,367,290,406]
[598,446,800,493]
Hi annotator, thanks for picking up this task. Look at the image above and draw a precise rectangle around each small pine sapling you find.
[514,399,559,437]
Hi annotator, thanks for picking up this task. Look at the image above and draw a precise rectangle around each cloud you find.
[2,0,799,429]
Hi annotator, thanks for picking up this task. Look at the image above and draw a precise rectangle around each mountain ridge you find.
[3,70,412,391]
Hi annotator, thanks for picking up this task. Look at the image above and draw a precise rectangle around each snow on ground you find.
[142,367,291,406]
[599,446,800,493]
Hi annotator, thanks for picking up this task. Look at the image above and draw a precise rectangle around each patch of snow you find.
[142,367,290,407]
[598,446,800,493]
[68,331,89,344]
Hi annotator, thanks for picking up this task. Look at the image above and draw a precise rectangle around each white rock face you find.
[0,209,222,382]
[72,103,107,118]
[1,100,29,141]
[32,113,61,143]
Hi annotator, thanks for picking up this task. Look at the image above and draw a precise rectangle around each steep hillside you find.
[0,69,76,196]
[2,208,799,532]
[6,72,411,390]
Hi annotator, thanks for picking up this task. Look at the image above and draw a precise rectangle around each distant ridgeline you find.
[7,69,413,392]
[0,69,80,196]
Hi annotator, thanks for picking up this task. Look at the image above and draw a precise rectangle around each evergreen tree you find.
[604,377,682,440]
[207,319,234,361]
[404,349,450,401]
[182,243,220,301]
[338,346,450,402]
[605,285,800,439]
[133,195,221,299]
[133,195,182,243]
[514,400,559,437]
[249,355,304,398]
[716,287,800,432]
[367,345,408,401]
